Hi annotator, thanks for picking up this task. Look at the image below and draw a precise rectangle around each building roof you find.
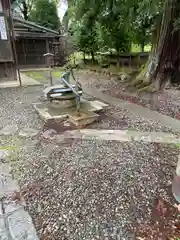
[13,17,60,39]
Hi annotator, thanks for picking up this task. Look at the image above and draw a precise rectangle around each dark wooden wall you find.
[16,37,67,68]
[16,38,48,67]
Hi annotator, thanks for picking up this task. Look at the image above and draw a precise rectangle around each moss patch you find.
[24,71,45,80]
[24,69,63,80]
[52,70,63,77]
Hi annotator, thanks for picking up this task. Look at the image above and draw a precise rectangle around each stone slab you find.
[0,163,11,176]
[0,73,41,88]
[33,103,68,121]
[0,150,9,161]
[60,129,180,143]
[0,217,8,239]
[19,128,39,138]
[0,81,20,89]
[6,205,39,240]
[80,99,109,112]
[0,125,18,136]
[0,174,19,197]
[68,111,99,126]
[33,99,108,122]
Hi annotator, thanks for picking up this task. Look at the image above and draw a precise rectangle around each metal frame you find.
[61,69,81,115]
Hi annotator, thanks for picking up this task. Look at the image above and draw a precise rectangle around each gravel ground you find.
[24,69,180,119]
[13,140,180,239]
[92,107,176,134]
[0,86,42,129]
[75,70,118,92]
[75,70,180,120]
[0,84,180,239]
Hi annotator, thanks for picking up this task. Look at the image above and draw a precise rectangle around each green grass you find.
[0,145,17,151]
[175,143,180,149]
[52,70,63,77]
[24,69,63,80]
[24,71,45,80]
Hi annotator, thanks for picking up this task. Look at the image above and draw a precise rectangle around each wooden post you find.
[7,0,22,85]
[43,53,54,85]
[22,39,26,65]
[46,39,50,53]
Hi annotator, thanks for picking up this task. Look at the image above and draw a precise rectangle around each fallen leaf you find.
[11,191,22,202]
[175,204,180,212]
[156,199,167,215]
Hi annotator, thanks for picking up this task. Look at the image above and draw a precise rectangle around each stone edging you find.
[0,151,39,239]
[58,129,180,144]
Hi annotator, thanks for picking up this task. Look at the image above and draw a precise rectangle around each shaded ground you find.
[75,70,180,120]
[1,84,180,239]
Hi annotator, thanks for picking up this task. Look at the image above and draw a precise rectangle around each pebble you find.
[19,128,39,138]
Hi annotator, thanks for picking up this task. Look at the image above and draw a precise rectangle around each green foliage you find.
[30,0,60,30]
[69,20,99,59]
[173,18,180,31]
[132,15,152,51]
[67,0,163,58]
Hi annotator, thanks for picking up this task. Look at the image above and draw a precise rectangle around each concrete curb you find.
[58,129,180,144]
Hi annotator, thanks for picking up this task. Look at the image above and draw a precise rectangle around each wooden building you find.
[13,17,66,67]
[0,0,67,82]
[0,0,16,81]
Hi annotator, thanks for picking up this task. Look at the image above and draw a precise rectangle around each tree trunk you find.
[22,0,28,20]
[83,52,86,63]
[141,42,145,52]
[91,51,95,63]
[142,0,180,91]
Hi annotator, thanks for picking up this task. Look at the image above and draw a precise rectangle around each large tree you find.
[68,0,180,91]
[68,0,134,56]
[144,0,180,90]
[30,0,60,30]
